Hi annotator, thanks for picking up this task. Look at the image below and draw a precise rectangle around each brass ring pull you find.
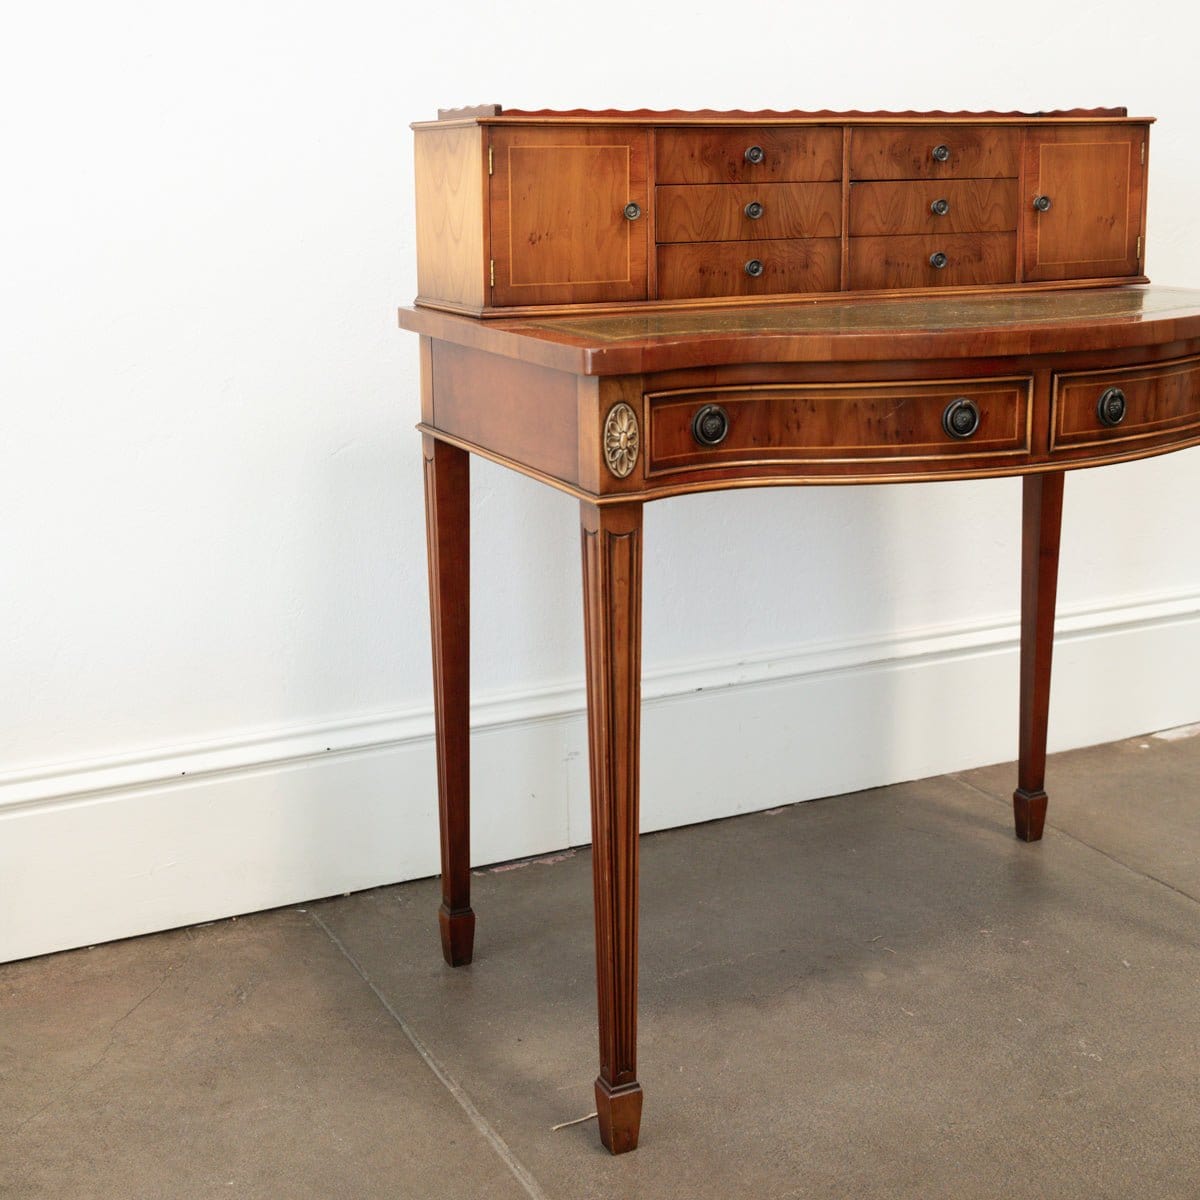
[942,397,980,439]
[1097,387,1127,427]
[692,404,730,447]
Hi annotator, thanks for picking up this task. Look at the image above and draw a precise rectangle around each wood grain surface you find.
[656,182,841,243]
[657,238,841,299]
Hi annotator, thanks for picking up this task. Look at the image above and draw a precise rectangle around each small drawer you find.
[646,378,1032,475]
[849,179,1018,236]
[655,126,842,184]
[1052,355,1200,453]
[850,125,1019,180]
[656,182,841,243]
[657,238,841,299]
[849,233,1016,290]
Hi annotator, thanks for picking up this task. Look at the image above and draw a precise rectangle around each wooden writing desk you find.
[399,284,1200,1153]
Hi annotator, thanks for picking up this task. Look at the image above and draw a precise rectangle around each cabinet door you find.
[1022,126,1147,282]
[489,127,649,306]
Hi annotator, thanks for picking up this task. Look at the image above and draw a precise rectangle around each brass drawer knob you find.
[942,397,980,439]
[930,198,950,216]
[929,251,948,270]
[744,259,765,277]
[744,200,764,220]
[692,404,730,447]
[931,143,951,163]
[1033,194,1052,213]
[623,202,642,221]
[1097,387,1127,427]
[744,145,765,164]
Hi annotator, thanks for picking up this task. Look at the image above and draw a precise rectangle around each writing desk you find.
[398,284,1200,1153]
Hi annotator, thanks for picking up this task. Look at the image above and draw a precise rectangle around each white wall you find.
[3,0,1200,961]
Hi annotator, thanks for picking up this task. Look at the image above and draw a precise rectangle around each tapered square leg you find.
[424,436,475,965]
[594,1078,644,1156]
[1014,472,1064,842]
[1012,788,1049,842]
[581,501,644,1154]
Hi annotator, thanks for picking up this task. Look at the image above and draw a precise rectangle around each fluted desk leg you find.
[580,501,644,1154]
[423,436,475,966]
[1014,471,1065,842]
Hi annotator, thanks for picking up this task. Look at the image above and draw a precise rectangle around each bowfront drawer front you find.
[657,238,841,299]
[849,233,1016,289]
[655,127,843,184]
[656,182,841,243]
[850,126,1020,180]
[1052,356,1200,455]
[645,378,1032,475]
[849,179,1018,236]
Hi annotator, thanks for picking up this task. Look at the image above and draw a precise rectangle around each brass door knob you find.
[932,144,951,162]
[744,201,764,220]
[1033,195,1052,212]
[930,198,950,216]
[744,145,765,164]
[744,259,765,277]
[930,251,949,269]
[623,202,642,221]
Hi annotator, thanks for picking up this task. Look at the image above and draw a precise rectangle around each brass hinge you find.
[1141,141,1146,165]
[488,144,494,175]
[489,259,495,287]
[1137,235,1142,264]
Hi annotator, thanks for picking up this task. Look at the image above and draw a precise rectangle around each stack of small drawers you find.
[653,127,844,299]
[846,126,1019,289]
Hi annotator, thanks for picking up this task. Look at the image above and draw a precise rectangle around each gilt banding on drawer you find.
[645,378,1032,475]
[1051,355,1200,454]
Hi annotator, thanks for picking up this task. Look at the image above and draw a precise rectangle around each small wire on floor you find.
[551,1111,597,1132]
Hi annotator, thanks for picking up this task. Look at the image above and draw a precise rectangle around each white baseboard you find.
[4,587,1199,962]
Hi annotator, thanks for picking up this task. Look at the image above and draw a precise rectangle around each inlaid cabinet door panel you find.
[1022,125,1147,282]
[489,127,650,306]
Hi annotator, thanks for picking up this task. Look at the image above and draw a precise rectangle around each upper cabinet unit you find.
[411,108,1152,316]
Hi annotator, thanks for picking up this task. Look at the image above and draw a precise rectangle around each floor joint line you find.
[309,910,551,1200]
[946,771,1200,908]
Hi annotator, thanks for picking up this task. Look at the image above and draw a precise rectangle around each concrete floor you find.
[4,731,1200,1199]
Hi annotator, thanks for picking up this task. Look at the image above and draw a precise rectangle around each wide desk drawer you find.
[1052,356,1200,453]
[655,127,842,184]
[645,378,1032,474]
[850,125,1019,180]
[656,182,841,243]
[849,179,1017,236]
[849,233,1016,289]
[657,238,840,299]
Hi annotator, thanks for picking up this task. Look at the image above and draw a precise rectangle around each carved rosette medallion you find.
[603,402,640,479]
